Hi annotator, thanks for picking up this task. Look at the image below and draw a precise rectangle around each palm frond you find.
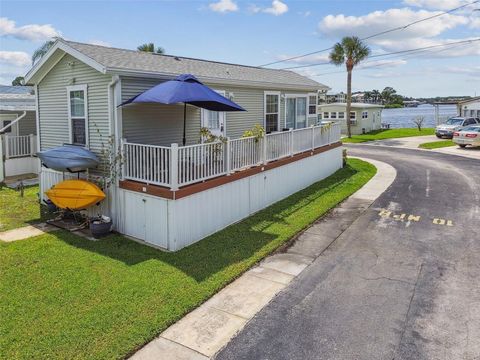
[329,43,345,65]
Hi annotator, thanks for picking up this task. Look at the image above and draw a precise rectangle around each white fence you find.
[1,134,37,159]
[122,123,341,190]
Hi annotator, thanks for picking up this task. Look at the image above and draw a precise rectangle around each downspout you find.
[0,111,26,133]
[108,75,120,229]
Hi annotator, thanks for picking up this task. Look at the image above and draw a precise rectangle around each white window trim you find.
[0,114,20,135]
[323,111,330,119]
[330,111,337,119]
[67,84,88,147]
[264,91,281,132]
[362,111,368,119]
[308,93,318,116]
[350,111,356,120]
[201,90,226,139]
[338,111,345,119]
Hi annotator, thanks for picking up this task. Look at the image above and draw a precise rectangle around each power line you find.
[306,40,480,77]
[281,38,480,70]
[258,0,479,67]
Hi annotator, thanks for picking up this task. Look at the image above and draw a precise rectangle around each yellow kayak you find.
[45,180,106,210]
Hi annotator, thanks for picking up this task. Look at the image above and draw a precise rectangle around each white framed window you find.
[264,91,280,133]
[362,111,368,119]
[338,111,345,119]
[308,94,317,115]
[201,90,226,138]
[67,85,88,146]
[323,111,329,119]
[350,111,356,120]
[330,111,337,119]
[0,114,19,135]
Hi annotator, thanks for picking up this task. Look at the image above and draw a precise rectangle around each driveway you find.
[367,135,480,160]
[216,145,480,360]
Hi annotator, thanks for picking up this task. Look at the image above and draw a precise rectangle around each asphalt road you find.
[215,145,480,360]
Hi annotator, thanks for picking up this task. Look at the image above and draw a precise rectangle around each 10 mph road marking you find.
[378,210,454,226]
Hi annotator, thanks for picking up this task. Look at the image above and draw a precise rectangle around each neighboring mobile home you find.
[25,39,343,251]
[0,85,38,182]
[457,97,480,118]
[319,103,384,135]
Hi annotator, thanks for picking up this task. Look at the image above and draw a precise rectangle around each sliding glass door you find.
[285,96,307,129]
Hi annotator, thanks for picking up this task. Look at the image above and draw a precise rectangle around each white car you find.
[452,125,480,148]
[435,117,479,139]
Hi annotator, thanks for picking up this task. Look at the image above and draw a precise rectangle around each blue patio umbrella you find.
[120,74,246,145]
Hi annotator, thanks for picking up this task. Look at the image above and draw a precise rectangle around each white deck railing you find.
[1,134,37,159]
[122,123,341,190]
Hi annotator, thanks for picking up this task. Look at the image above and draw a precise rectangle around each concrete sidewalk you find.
[130,157,396,360]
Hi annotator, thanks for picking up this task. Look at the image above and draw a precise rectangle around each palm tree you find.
[137,43,165,54]
[329,37,370,138]
[371,89,381,104]
[364,91,372,104]
[32,37,61,65]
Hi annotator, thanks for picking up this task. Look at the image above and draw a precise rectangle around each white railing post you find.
[225,137,231,175]
[262,136,267,165]
[289,129,294,156]
[4,134,9,159]
[311,126,315,150]
[170,143,179,191]
[29,134,35,156]
[120,138,126,180]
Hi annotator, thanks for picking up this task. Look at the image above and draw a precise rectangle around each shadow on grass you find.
[56,163,360,282]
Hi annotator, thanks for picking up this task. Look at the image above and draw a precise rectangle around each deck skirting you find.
[116,144,343,251]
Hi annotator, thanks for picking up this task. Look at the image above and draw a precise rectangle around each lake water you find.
[382,104,458,128]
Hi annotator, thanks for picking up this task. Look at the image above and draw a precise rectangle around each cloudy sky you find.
[1,0,479,97]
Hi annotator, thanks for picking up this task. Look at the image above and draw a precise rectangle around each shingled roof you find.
[26,39,326,90]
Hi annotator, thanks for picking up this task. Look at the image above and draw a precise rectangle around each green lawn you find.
[342,128,435,143]
[0,184,48,232]
[0,159,376,360]
[418,140,455,149]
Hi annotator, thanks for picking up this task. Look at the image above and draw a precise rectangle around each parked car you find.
[452,125,480,148]
[435,117,479,139]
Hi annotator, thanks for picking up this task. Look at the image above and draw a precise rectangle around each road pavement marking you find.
[378,210,454,227]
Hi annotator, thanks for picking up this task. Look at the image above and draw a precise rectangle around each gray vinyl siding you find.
[0,110,36,135]
[37,54,111,153]
[121,77,313,144]
[121,77,201,146]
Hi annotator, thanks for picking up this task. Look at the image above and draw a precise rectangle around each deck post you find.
[4,134,9,160]
[170,143,179,191]
[225,138,231,176]
[311,126,315,150]
[290,129,294,157]
[29,134,35,156]
[262,136,267,165]
[120,138,126,180]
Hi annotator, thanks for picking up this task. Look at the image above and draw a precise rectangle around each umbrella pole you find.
[183,103,187,146]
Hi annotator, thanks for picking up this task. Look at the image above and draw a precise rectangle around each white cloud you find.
[248,4,262,13]
[278,53,330,65]
[88,39,111,47]
[0,17,60,41]
[403,0,468,10]
[442,65,480,76]
[358,59,408,69]
[373,37,480,57]
[209,0,238,13]
[0,51,30,67]
[264,0,288,16]
[319,8,467,41]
